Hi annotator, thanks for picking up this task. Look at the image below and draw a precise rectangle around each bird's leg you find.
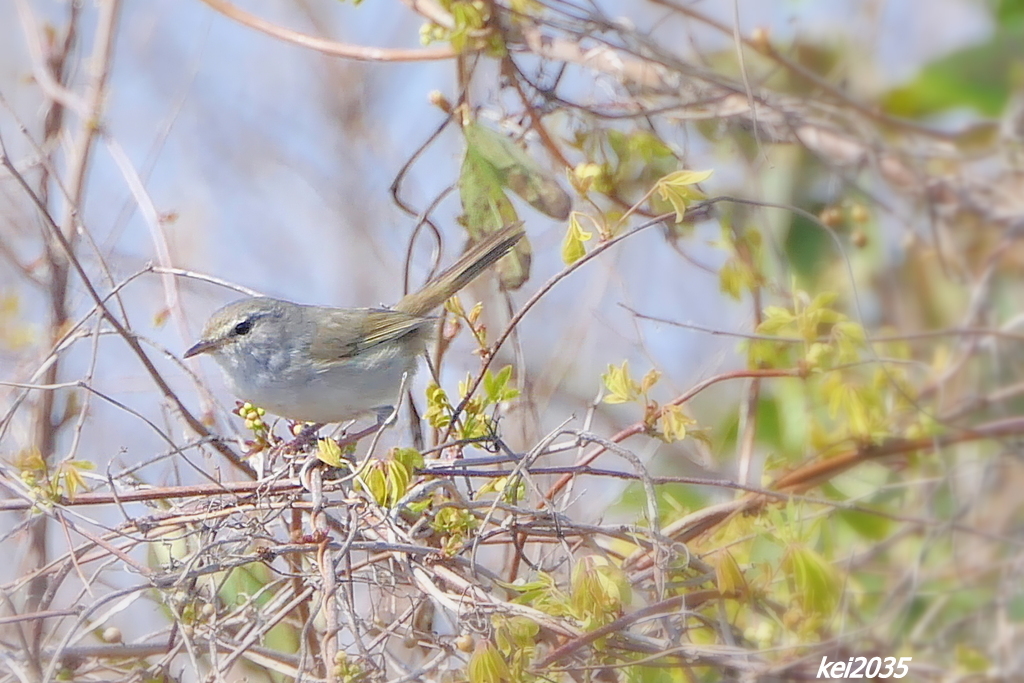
[363,372,410,457]
[334,406,396,448]
[375,405,399,430]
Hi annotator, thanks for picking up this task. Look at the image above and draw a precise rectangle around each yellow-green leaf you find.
[714,549,748,598]
[59,460,94,498]
[562,212,593,265]
[359,465,387,506]
[719,258,744,300]
[659,404,693,443]
[424,383,453,429]
[477,476,508,497]
[483,365,520,404]
[602,361,641,404]
[784,545,841,617]
[316,439,344,468]
[385,459,411,507]
[468,641,511,683]
[459,127,530,289]
[640,368,661,394]
[391,447,424,473]
[655,169,713,222]
[463,121,571,220]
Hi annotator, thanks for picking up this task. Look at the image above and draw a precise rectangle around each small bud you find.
[751,27,771,52]
[849,203,870,224]
[101,627,122,643]
[428,90,452,114]
[819,206,843,228]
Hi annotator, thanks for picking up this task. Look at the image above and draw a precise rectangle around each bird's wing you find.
[308,307,433,361]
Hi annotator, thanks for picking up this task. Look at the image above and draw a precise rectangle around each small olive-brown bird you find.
[184,224,524,424]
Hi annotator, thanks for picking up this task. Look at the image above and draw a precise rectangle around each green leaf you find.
[784,211,835,284]
[659,404,693,442]
[391,447,423,473]
[784,545,841,617]
[460,136,520,230]
[430,507,478,544]
[385,459,410,507]
[714,549,748,598]
[602,360,641,404]
[640,368,661,394]
[468,641,511,683]
[500,615,539,649]
[571,162,609,194]
[997,0,1024,27]
[655,169,712,222]
[570,556,630,633]
[316,439,344,468]
[483,365,520,404]
[424,383,453,429]
[358,464,387,506]
[477,475,507,497]
[459,126,532,289]
[58,459,94,499]
[837,507,892,541]
[757,306,796,334]
[462,120,571,219]
[561,212,593,265]
[882,26,1024,118]
[718,258,745,300]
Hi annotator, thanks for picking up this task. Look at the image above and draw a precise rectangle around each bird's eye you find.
[233,319,253,336]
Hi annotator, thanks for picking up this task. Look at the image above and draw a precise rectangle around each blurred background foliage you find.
[3,0,1024,681]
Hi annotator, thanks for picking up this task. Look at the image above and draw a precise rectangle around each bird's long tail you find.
[394,223,525,316]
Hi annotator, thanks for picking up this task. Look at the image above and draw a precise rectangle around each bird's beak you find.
[183,337,223,359]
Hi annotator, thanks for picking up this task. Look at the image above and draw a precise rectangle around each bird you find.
[183,224,524,430]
